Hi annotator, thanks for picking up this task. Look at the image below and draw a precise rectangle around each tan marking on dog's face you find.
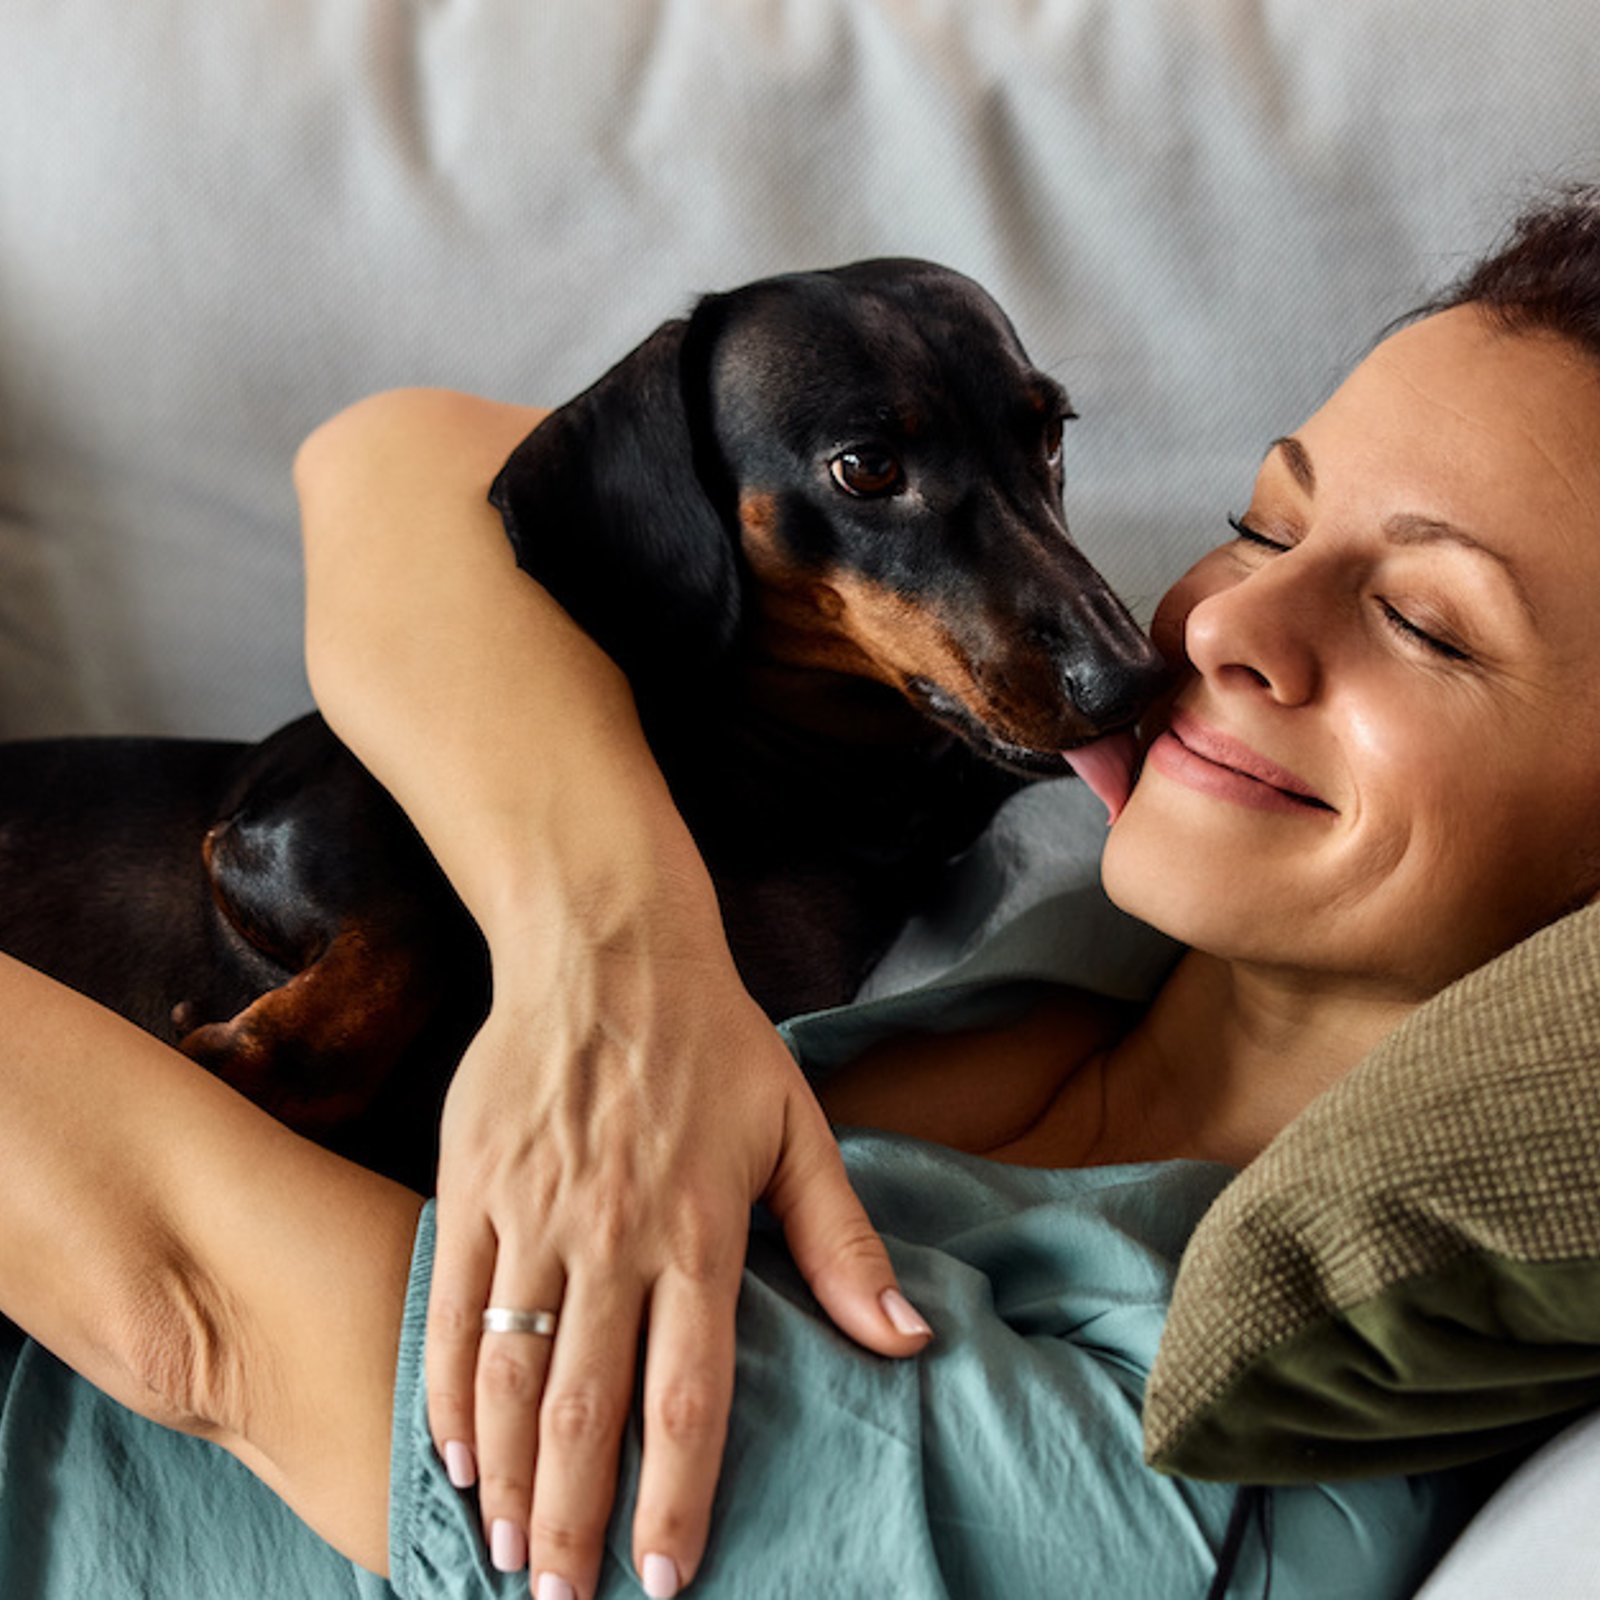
[817,571,976,691]
[810,572,1093,744]
[736,489,782,555]
[735,491,1093,746]
[738,489,866,661]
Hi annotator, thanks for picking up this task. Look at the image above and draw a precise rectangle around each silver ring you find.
[481,1306,558,1337]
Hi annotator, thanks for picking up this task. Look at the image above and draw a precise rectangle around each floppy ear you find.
[487,302,742,691]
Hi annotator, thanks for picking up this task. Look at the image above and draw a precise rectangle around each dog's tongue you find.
[1063,732,1140,824]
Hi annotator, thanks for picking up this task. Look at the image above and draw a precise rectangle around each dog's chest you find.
[646,696,1012,874]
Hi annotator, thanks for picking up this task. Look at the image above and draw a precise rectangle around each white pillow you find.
[1416,1408,1600,1598]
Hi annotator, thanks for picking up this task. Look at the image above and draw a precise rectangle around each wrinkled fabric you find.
[0,1319,391,1598]
[0,973,1480,1597]
[385,979,1481,1597]
[389,1078,1476,1599]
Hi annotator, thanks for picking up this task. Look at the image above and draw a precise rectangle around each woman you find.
[5,193,1600,1597]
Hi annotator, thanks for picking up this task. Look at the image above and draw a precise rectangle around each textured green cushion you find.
[1144,901,1600,1483]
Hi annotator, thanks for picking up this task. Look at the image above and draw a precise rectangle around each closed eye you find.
[1227,514,1289,551]
[1377,600,1474,663]
[1229,515,1476,664]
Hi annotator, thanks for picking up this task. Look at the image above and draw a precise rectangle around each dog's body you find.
[0,261,1163,1182]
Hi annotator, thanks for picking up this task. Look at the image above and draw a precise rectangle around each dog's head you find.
[490,259,1165,770]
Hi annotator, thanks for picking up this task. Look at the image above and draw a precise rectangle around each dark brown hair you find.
[1397,182,1600,363]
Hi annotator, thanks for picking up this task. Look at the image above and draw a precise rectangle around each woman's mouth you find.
[1145,710,1336,815]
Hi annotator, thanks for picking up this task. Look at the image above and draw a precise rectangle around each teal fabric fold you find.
[0,1316,391,1598]
[389,1117,1477,1599]
[0,887,1482,1596]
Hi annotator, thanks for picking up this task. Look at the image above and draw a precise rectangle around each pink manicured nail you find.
[444,1439,477,1489]
[880,1287,933,1338]
[535,1573,576,1600]
[642,1552,680,1598]
[491,1518,527,1572]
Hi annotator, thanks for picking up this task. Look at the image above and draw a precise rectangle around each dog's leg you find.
[176,915,450,1136]
[177,714,485,1140]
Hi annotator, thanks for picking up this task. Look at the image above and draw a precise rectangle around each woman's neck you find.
[1096,950,1421,1168]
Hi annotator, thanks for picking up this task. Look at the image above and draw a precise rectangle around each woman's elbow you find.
[293,386,449,497]
[293,387,549,507]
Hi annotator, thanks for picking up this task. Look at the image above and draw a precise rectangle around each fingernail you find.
[444,1439,477,1489]
[642,1552,680,1598]
[880,1287,933,1339]
[535,1573,575,1600]
[491,1518,527,1573]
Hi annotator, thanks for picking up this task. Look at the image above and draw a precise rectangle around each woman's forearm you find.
[294,387,927,1596]
[295,386,727,969]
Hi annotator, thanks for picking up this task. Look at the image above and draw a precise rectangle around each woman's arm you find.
[296,391,685,954]
[0,949,1451,1600]
[0,950,418,1574]
[294,389,931,1598]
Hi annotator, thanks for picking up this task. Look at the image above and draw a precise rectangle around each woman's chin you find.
[1101,780,1564,994]
[1102,787,1190,932]
[1100,782,1262,953]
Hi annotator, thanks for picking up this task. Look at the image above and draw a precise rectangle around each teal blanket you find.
[0,1003,1476,1598]
[0,787,1481,1595]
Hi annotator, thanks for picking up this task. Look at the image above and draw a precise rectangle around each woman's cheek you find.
[1343,706,1415,797]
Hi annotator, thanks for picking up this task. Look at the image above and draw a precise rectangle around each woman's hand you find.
[295,388,931,1597]
[426,875,933,1600]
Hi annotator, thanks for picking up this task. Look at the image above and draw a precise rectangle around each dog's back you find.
[0,737,279,1038]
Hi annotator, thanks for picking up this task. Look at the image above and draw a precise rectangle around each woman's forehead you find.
[1289,307,1600,564]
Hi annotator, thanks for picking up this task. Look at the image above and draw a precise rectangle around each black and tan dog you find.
[0,260,1163,1179]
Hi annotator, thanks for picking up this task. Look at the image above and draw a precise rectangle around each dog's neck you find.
[651,647,1015,879]
[734,654,947,751]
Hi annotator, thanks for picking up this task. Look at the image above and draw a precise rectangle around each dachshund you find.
[0,259,1165,1183]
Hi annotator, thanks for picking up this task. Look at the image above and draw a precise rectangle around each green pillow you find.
[1144,900,1600,1483]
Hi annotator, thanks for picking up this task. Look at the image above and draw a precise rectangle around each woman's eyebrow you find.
[1267,435,1317,495]
[1382,513,1537,621]
[1265,435,1537,623]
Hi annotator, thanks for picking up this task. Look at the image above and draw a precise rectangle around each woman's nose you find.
[1181,559,1320,706]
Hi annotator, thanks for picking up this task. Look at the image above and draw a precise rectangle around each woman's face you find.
[1104,305,1600,997]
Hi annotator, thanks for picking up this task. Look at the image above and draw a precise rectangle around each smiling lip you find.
[1148,709,1334,814]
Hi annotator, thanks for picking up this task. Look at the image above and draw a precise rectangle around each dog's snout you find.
[1062,653,1164,727]
[1058,590,1168,729]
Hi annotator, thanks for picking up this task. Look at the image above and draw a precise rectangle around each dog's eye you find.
[1043,414,1065,465]
[830,449,904,497]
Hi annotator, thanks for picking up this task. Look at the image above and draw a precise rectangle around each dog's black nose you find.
[1059,598,1169,729]
[1063,655,1165,728]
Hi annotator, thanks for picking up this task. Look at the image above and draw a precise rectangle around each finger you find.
[630,1266,740,1597]
[426,1198,499,1489]
[474,1253,567,1575]
[765,1095,933,1357]
[528,1268,645,1600]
